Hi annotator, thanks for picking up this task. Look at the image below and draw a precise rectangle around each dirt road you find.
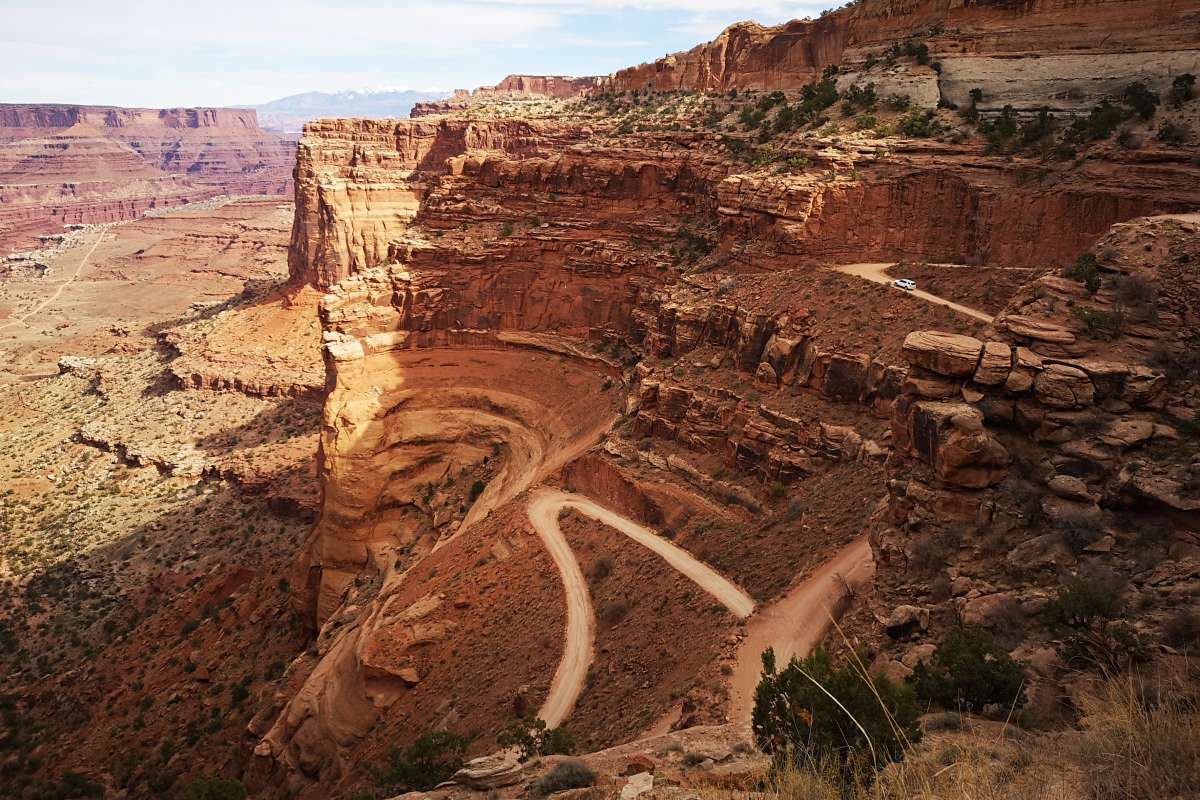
[527,488,755,726]
[834,262,993,323]
[527,491,596,728]
[727,535,874,719]
[0,229,106,332]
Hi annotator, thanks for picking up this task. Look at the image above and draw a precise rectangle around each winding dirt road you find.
[527,488,755,727]
[0,229,106,332]
[727,535,874,719]
[834,262,993,323]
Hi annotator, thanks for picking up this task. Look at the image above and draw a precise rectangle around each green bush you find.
[897,110,940,138]
[911,627,1027,713]
[1044,571,1149,671]
[531,759,596,796]
[1169,73,1195,107]
[373,731,467,793]
[1156,121,1188,146]
[180,775,247,800]
[752,648,920,771]
[1071,253,1102,294]
[1122,82,1160,120]
[1045,575,1122,629]
[1074,100,1125,141]
[497,714,576,761]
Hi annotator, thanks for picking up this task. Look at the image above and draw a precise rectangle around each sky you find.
[0,0,832,108]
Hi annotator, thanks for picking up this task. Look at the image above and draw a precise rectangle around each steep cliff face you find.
[287,117,598,289]
[0,104,293,253]
[605,0,1200,111]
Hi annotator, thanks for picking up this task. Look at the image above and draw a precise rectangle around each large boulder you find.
[902,331,983,377]
[908,402,1011,488]
[973,341,1013,386]
[1034,363,1095,409]
[823,352,871,402]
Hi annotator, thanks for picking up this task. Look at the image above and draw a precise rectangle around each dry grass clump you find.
[703,671,1198,800]
[1076,674,1200,800]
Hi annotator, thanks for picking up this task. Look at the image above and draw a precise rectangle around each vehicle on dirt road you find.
[892,278,916,291]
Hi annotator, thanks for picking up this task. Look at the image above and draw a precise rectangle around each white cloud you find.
[0,0,830,106]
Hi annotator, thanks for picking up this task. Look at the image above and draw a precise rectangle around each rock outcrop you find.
[873,215,1200,708]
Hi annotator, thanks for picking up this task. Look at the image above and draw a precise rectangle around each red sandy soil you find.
[558,508,735,749]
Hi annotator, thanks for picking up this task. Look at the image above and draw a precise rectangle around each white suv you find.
[892,278,916,291]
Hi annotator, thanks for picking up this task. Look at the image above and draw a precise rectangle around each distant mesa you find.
[410,74,603,117]
[245,89,452,136]
[0,103,293,254]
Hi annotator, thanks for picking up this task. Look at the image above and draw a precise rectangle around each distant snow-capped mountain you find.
[248,89,450,135]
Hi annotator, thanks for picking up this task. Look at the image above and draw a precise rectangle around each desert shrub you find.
[1074,100,1125,141]
[1156,120,1188,146]
[599,599,628,626]
[1169,73,1195,107]
[902,41,931,65]
[897,110,940,138]
[1114,273,1155,305]
[886,94,912,112]
[1070,253,1102,294]
[1070,306,1125,339]
[1019,106,1056,144]
[591,554,614,580]
[1162,606,1200,654]
[372,731,467,793]
[1045,571,1123,628]
[962,87,983,122]
[1122,81,1160,120]
[911,627,1027,713]
[1115,127,1137,148]
[1078,676,1200,800]
[497,714,576,761]
[531,759,596,796]
[180,775,247,800]
[1054,507,1103,554]
[752,648,921,772]
[1045,568,1149,671]
[841,82,877,114]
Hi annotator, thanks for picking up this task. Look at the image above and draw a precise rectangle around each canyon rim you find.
[1,1,1199,799]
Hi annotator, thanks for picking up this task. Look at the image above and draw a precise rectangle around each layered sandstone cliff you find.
[0,104,293,252]
[605,0,1200,112]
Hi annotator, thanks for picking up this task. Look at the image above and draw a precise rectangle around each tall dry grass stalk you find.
[1077,672,1200,800]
